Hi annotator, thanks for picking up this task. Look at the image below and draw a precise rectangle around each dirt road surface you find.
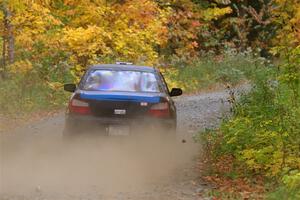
[0,88,243,200]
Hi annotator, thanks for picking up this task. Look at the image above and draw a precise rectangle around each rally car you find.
[63,62,182,137]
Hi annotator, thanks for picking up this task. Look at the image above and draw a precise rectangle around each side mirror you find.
[64,84,76,92]
[170,88,182,97]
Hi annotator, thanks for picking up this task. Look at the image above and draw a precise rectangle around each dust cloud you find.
[0,129,199,198]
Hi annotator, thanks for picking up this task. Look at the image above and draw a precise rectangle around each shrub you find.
[198,47,300,198]
[0,61,74,116]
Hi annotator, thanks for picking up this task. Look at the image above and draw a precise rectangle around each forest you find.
[1,0,299,199]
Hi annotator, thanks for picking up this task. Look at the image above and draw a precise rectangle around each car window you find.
[82,70,160,92]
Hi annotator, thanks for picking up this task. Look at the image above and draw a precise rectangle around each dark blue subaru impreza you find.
[63,63,182,137]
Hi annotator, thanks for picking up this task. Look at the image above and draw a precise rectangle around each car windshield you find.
[82,70,160,92]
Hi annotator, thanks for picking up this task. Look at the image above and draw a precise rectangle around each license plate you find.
[114,109,126,115]
[108,125,130,136]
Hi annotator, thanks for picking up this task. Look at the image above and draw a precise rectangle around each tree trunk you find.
[0,4,14,79]
[1,34,6,79]
[5,7,14,64]
[0,4,6,78]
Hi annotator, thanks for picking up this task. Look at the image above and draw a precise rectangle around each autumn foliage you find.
[0,0,300,198]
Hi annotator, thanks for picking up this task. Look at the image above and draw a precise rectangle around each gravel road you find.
[0,87,246,200]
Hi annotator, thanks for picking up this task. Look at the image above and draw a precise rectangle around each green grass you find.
[162,49,261,92]
[0,72,71,117]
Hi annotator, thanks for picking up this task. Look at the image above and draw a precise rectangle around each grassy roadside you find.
[195,50,300,199]
[0,69,72,132]
[162,50,259,93]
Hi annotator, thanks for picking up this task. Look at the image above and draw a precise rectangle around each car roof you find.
[88,64,157,73]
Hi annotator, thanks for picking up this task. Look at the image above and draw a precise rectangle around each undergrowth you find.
[162,49,259,92]
[197,47,300,199]
[0,62,74,117]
